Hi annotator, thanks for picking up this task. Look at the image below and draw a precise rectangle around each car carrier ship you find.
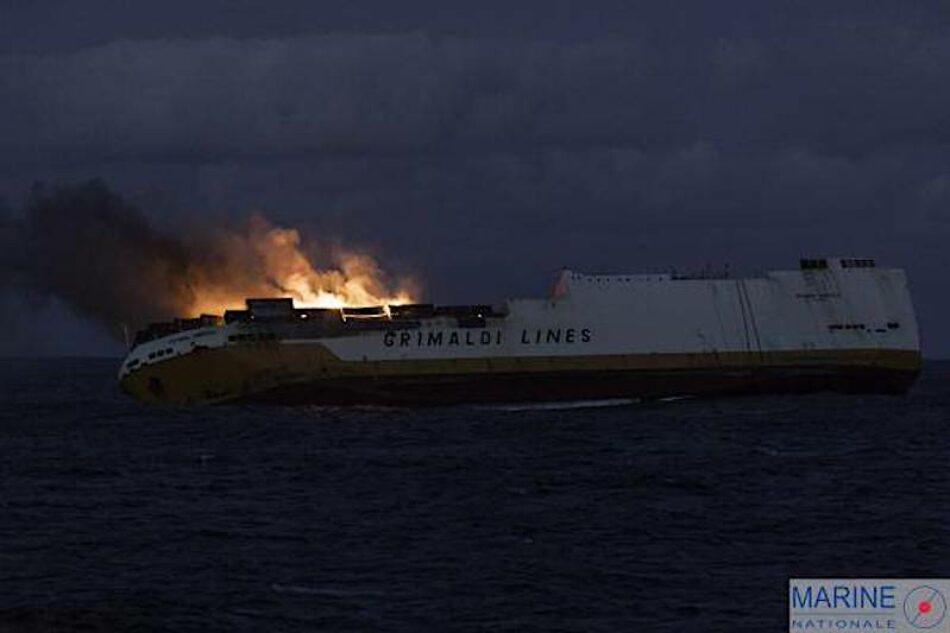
[118,257,921,405]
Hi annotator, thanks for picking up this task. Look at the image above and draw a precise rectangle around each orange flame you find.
[181,217,416,316]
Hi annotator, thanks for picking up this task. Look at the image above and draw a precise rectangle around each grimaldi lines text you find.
[118,257,921,405]
[382,328,593,348]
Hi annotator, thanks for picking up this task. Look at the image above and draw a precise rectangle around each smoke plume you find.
[2,179,416,339]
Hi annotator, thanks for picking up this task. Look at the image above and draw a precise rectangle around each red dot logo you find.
[904,585,947,629]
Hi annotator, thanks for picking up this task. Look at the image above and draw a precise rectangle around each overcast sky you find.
[0,0,948,356]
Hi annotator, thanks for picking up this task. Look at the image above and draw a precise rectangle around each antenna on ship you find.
[121,323,131,351]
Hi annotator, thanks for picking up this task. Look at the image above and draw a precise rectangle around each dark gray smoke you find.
[3,180,200,338]
[1,179,414,341]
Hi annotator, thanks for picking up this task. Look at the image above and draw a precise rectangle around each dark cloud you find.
[0,2,948,356]
[3,25,950,160]
[0,35,658,160]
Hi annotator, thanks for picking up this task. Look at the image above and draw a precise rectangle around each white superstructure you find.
[316,257,918,361]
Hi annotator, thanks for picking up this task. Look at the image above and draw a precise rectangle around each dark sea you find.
[1,359,948,632]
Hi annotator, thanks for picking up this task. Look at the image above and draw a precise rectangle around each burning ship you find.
[119,257,921,405]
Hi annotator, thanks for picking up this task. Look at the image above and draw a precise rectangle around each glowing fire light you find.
[180,218,416,317]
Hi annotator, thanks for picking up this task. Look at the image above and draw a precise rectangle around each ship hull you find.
[119,346,921,406]
[232,365,919,406]
[119,259,923,406]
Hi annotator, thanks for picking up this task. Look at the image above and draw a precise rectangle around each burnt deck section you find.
[130,298,506,347]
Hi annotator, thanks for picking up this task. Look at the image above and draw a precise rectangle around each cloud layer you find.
[1,19,948,354]
[2,27,949,159]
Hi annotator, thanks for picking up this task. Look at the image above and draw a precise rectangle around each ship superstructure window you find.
[800,258,829,270]
[828,323,867,331]
[840,258,876,268]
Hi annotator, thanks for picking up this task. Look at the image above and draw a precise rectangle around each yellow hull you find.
[119,344,922,405]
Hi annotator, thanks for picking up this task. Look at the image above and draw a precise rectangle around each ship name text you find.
[383,328,592,348]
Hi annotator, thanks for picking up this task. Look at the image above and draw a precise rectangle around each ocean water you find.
[1,359,948,632]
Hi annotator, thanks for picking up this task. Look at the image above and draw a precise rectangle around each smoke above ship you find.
[2,180,417,338]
